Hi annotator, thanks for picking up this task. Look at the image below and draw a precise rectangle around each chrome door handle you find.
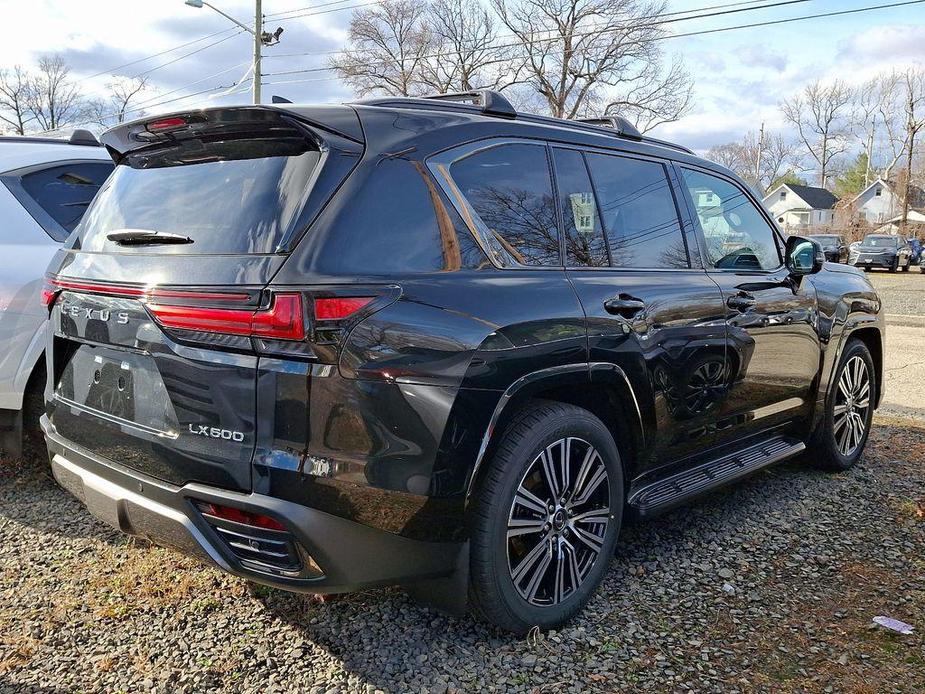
[604,295,646,317]
[727,293,756,312]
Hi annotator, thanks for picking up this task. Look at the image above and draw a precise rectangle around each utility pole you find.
[185,1,282,105]
[864,114,875,187]
[755,122,765,187]
[253,0,262,104]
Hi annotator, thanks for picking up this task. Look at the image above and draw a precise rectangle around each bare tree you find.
[707,130,800,193]
[604,54,692,133]
[490,0,692,123]
[26,55,86,132]
[852,76,886,186]
[87,76,149,127]
[706,142,743,171]
[420,0,511,92]
[894,68,925,228]
[0,66,32,135]
[328,0,433,96]
[780,78,853,188]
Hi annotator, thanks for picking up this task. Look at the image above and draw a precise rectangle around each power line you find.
[273,1,384,22]
[75,27,240,85]
[261,0,925,85]
[264,0,362,20]
[262,0,782,58]
[261,0,821,77]
[129,30,246,79]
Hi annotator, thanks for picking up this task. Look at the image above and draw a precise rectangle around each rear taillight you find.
[314,297,374,320]
[40,286,59,310]
[194,501,286,531]
[147,293,305,341]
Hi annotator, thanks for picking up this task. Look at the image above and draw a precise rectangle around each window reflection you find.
[585,153,689,269]
[450,144,560,267]
[680,168,780,271]
[553,148,609,268]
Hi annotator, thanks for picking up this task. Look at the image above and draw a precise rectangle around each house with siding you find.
[849,178,925,226]
[762,184,839,233]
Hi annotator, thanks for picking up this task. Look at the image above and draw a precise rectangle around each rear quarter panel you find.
[0,185,57,409]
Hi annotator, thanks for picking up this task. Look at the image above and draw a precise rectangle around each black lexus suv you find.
[41,91,884,633]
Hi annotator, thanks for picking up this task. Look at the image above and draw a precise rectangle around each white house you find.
[874,209,925,234]
[762,183,839,233]
[849,178,925,225]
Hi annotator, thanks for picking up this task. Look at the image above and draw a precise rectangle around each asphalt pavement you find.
[865,271,925,420]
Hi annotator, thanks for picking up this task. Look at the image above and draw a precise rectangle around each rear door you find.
[45,108,360,492]
[552,145,727,471]
[674,165,820,446]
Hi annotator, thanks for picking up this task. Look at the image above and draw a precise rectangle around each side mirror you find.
[785,235,823,276]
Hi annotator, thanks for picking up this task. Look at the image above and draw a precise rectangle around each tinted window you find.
[76,136,321,255]
[20,162,112,235]
[680,168,780,271]
[450,143,560,267]
[585,153,688,268]
[304,158,488,274]
[553,148,608,267]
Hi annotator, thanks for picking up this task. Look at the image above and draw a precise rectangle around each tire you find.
[468,401,624,633]
[809,339,875,471]
[889,258,898,273]
[902,261,910,272]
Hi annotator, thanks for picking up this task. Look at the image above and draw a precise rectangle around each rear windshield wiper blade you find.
[106,229,193,246]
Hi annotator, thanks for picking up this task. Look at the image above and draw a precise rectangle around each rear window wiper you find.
[106,229,193,246]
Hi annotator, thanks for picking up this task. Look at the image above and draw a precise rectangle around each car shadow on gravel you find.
[0,453,126,546]
[241,425,920,690]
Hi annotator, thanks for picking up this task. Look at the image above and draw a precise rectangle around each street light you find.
[184,0,283,105]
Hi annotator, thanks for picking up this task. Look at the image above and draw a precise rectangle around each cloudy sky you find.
[0,0,923,152]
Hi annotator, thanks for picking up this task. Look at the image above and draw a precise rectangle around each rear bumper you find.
[42,416,464,596]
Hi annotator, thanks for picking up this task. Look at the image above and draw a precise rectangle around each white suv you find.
[0,131,112,458]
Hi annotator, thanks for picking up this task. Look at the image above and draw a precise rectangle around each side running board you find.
[628,436,805,517]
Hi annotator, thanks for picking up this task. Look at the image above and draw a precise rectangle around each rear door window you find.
[584,153,689,269]
[448,143,560,267]
[552,148,609,268]
[4,161,113,241]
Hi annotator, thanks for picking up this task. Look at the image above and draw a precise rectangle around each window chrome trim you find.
[426,137,564,270]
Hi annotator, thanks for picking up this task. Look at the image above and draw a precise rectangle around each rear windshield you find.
[810,235,840,244]
[74,134,321,254]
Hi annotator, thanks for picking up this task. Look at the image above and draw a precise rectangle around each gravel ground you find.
[1,419,923,694]
[866,271,925,319]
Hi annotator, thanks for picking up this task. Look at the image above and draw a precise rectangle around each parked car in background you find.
[908,237,922,265]
[41,94,884,633]
[851,234,913,272]
[807,234,848,263]
[0,131,113,458]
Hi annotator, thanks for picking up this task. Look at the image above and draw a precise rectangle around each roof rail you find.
[357,91,693,153]
[0,130,101,147]
[421,90,517,118]
[575,116,642,141]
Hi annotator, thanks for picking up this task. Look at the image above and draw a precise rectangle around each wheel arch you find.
[464,363,645,505]
[846,326,883,407]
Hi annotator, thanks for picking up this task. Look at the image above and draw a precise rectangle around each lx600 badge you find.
[188,423,245,442]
